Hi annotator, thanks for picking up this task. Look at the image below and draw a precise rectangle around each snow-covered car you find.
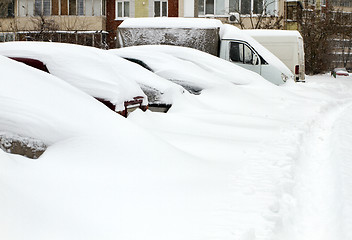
[0,42,148,117]
[0,55,129,158]
[111,45,272,89]
[332,68,349,77]
[102,51,186,112]
[110,47,235,95]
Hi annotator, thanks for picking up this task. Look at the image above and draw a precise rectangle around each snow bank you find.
[105,50,186,105]
[2,44,352,240]
[0,55,128,145]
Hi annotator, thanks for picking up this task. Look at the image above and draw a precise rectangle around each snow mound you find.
[0,41,147,111]
[114,45,272,86]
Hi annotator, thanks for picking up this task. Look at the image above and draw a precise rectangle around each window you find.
[199,0,276,16]
[92,0,102,16]
[34,0,51,16]
[78,0,84,15]
[199,0,225,15]
[230,42,257,65]
[0,32,15,42]
[102,0,106,15]
[18,0,34,16]
[116,0,129,18]
[241,0,250,14]
[69,0,76,15]
[229,0,239,13]
[0,0,14,18]
[154,0,167,17]
[68,0,84,15]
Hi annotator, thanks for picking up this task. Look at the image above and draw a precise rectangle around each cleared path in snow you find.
[280,101,352,240]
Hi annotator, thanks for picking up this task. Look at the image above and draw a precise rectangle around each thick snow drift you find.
[110,46,236,94]
[1,42,352,240]
[112,45,272,86]
[0,42,147,111]
[0,55,128,144]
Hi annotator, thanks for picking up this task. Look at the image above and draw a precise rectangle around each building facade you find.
[329,0,352,69]
[0,0,179,48]
[0,0,108,47]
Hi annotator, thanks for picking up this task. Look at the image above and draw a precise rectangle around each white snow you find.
[1,45,352,240]
[0,41,147,111]
[110,46,239,93]
[111,45,272,87]
[243,29,302,39]
[0,55,129,144]
[119,17,223,29]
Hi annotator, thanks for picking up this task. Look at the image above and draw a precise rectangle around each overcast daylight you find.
[1,0,352,239]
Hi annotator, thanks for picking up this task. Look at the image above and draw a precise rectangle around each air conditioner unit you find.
[228,12,240,23]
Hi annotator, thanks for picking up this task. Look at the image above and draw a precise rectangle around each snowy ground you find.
[1,73,352,240]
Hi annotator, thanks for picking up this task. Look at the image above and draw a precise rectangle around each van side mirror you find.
[252,54,259,65]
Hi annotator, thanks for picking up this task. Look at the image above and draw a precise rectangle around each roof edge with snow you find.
[119,17,223,29]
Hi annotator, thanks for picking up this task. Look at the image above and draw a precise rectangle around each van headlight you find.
[281,73,289,82]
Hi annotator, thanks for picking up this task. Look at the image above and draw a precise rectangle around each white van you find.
[243,29,305,81]
[117,18,294,85]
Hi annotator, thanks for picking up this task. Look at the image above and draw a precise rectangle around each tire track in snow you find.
[280,102,352,240]
[330,104,352,240]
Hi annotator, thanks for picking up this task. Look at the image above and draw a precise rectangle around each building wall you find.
[135,0,149,17]
[1,0,107,47]
[0,16,105,31]
[193,0,287,29]
[168,0,178,16]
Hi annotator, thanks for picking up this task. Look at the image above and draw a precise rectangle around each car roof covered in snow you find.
[0,55,131,145]
[110,46,239,94]
[115,45,272,86]
[0,41,147,111]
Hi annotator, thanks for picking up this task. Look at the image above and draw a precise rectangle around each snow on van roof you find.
[0,42,147,111]
[243,29,302,38]
[119,17,223,29]
[221,24,293,79]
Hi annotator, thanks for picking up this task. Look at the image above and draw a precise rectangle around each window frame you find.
[229,41,261,65]
[0,0,14,18]
[198,0,277,17]
[115,0,130,19]
[154,0,167,17]
[34,0,51,16]
[68,0,86,16]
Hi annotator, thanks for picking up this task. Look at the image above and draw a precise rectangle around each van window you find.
[230,42,257,65]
